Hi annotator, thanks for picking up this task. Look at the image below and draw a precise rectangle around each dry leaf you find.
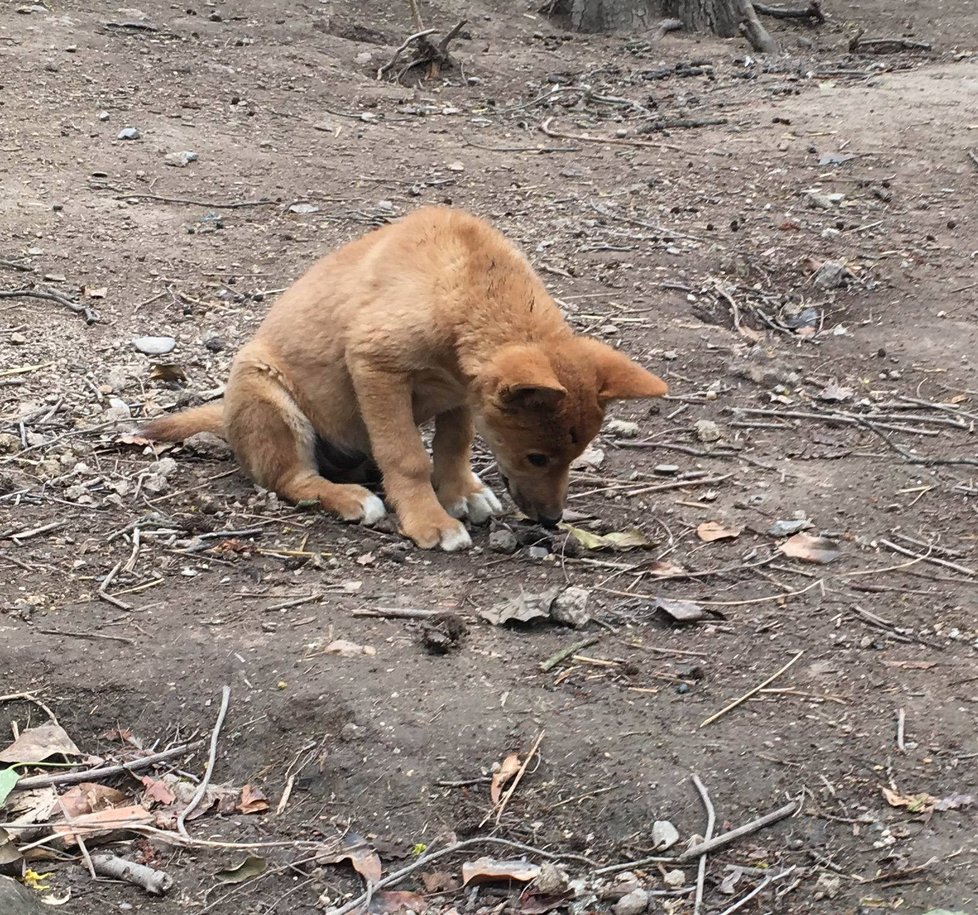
[420,870,459,893]
[0,723,81,764]
[480,589,559,626]
[368,891,429,914]
[99,727,139,747]
[114,432,153,447]
[643,560,686,579]
[696,521,742,543]
[490,753,522,806]
[58,783,128,818]
[817,383,853,402]
[54,804,153,846]
[215,855,267,884]
[237,785,269,815]
[462,857,541,886]
[654,598,719,624]
[140,777,177,807]
[561,524,654,551]
[2,787,57,829]
[318,833,382,883]
[0,826,22,867]
[881,786,935,813]
[149,363,188,384]
[520,890,573,914]
[779,532,840,564]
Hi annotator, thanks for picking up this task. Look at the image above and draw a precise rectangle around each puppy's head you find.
[473,338,667,526]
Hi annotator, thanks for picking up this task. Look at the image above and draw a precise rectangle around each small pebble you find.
[133,335,176,356]
[10,332,27,345]
[614,888,648,915]
[606,418,640,438]
[654,464,680,475]
[164,150,198,167]
[98,110,110,121]
[489,528,518,555]
[117,127,141,140]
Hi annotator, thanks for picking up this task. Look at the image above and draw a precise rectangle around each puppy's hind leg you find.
[225,373,386,525]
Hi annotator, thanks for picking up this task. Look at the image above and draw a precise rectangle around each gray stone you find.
[133,335,176,356]
[693,419,722,443]
[489,528,518,554]
[0,877,43,915]
[117,127,141,140]
[163,150,198,167]
[550,586,590,628]
[813,260,851,289]
[606,418,640,438]
[614,888,648,915]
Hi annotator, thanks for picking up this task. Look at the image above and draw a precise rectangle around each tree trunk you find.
[553,0,779,52]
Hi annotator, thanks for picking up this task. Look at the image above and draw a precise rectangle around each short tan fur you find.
[142,207,667,550]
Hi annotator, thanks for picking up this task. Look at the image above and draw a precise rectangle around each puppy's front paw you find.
[401,514,473,552]
[438,474,502,525]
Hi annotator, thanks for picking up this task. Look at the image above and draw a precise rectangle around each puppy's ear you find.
[576,338,668,405]
[478,345,567,410]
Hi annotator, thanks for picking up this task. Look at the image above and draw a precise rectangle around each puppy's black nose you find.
[539,512,562,529]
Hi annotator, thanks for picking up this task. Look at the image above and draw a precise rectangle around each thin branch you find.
[691,775,716,915]
[0,286,99,324]
[12,741,205,791]
[678,800,801,861]
[176,686,231,838]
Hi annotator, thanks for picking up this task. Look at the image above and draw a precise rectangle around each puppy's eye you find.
[527,453,549,467]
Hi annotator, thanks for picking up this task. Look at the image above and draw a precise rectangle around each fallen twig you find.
[849,30,932,53]
[541,117,686,153]
[176,686,231,838]
[968,149,978,171]
[752,0,825,21]
[327,836,595,915]
[896,708,906,753]
[352,607,447,619]
[879,538,976,578]
[0,520,63,542]
[12,740,205,791]
[376,27,437,79]
[92,854,173,895]
[36,628,136,646]
[114,193,276,209]
[717,865,798,915]
[701,651,804,727]
[0,286,99,324]
[638,116,728,134]
[540,636,600,672]
[691,774,716,915]
[678,799,801,861]
[486,730,545,827]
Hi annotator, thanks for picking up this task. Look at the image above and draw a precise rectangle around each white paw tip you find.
[467,493,495,525]
[446,499,468,520]
[440,523,472,552]
[360,494,387,526]
[480,487,503,513]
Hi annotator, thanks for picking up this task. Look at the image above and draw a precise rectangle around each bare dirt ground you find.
[1,1,977,913]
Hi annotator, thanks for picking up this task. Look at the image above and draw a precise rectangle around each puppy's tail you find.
[141,401,225,442]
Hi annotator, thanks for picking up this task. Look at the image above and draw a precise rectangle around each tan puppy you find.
[142,207,668,550]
